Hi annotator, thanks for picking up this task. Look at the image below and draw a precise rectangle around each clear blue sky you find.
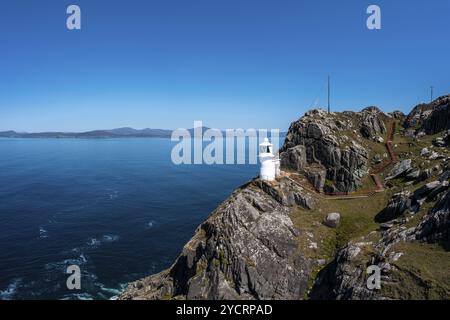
[0,0,449,132]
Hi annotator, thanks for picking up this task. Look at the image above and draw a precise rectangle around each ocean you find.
[0,138,261,300]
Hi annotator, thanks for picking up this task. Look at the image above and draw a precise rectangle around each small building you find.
[259,138,280,181]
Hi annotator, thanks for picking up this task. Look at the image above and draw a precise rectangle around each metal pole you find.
[327,76,330,113]
[430,86,433,102]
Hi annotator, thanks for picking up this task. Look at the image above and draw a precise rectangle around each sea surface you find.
[0,138,264,300]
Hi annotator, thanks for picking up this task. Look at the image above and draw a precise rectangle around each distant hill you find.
[0,127,286,139]
[0,128,173,138]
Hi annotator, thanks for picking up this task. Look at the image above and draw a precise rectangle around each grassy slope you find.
[291,191,390,296]
[289,119,449,299]
[382,241,450,299]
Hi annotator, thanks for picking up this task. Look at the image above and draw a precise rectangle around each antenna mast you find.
[327,75,330,113]
[430,86,434,103]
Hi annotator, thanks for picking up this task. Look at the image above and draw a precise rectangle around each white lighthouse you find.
[259,138,279,181]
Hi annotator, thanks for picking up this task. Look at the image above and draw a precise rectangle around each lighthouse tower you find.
[259,138,278,181]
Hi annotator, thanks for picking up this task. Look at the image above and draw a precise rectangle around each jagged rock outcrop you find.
[404,104,433,129]
[304,167,327,192]
[376,191,412,222]
[386,159,412,180]
[259,178,317,209]
[440,170,450,182]
[415,190,450,243]
[445,132,450,146]
[406,169,421,180]
[310,242,381,300]
[388,110,405,121]
[280,145,306,171]
[120,180,315,300]
[404,95,450,134]
[433,136,447,147]
[377,180,449,223]
[360,107,387,139]
[280,108,388,192]
[422,97,450,134]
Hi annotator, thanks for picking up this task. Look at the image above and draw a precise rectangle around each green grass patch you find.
[382,241,450,300]
[291,190,391,257]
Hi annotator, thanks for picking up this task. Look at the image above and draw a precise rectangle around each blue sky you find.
[0,0,449,132]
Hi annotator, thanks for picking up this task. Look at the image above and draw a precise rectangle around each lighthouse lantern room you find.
[259,138,279,181]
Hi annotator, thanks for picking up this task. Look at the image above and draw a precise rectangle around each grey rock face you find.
[406,169,420,180]
[429,151,442,160]
[420,148,430,156]
[419,168,432,181]
[415,190,450,242]
[120,181,313,300]
[433,137,446,147]
[310,243,380,300]
[305,167,327,192]
[439,170,450,182]
[413,180,449,202]
[445,131,450,146]
[313,222,420,300]
[360,107,387,139]
[259,178,317,210]
[404,95,450,134]
[404,105,433,129]
[422,97,450,134]
[386,159,412,180]
[377,192,412,222]
[388,110,405,120]
[323,213,341,228]
[376,180,449,221]
[280,145,306,172]
[279,108,380,192]
[426,181,449,200]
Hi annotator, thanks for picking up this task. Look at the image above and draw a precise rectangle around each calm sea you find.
[0,138,261,300]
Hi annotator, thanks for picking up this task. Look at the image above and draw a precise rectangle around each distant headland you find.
[0,127,287,139]
[0,127,173,139]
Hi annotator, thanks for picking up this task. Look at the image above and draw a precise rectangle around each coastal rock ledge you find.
[120,180,314,300]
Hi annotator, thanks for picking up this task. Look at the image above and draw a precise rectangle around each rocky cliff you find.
[120,97,450,300]
[120,179,318,300]
[280,107,389,192]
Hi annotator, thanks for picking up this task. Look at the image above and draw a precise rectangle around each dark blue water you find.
[0,138,258,300]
